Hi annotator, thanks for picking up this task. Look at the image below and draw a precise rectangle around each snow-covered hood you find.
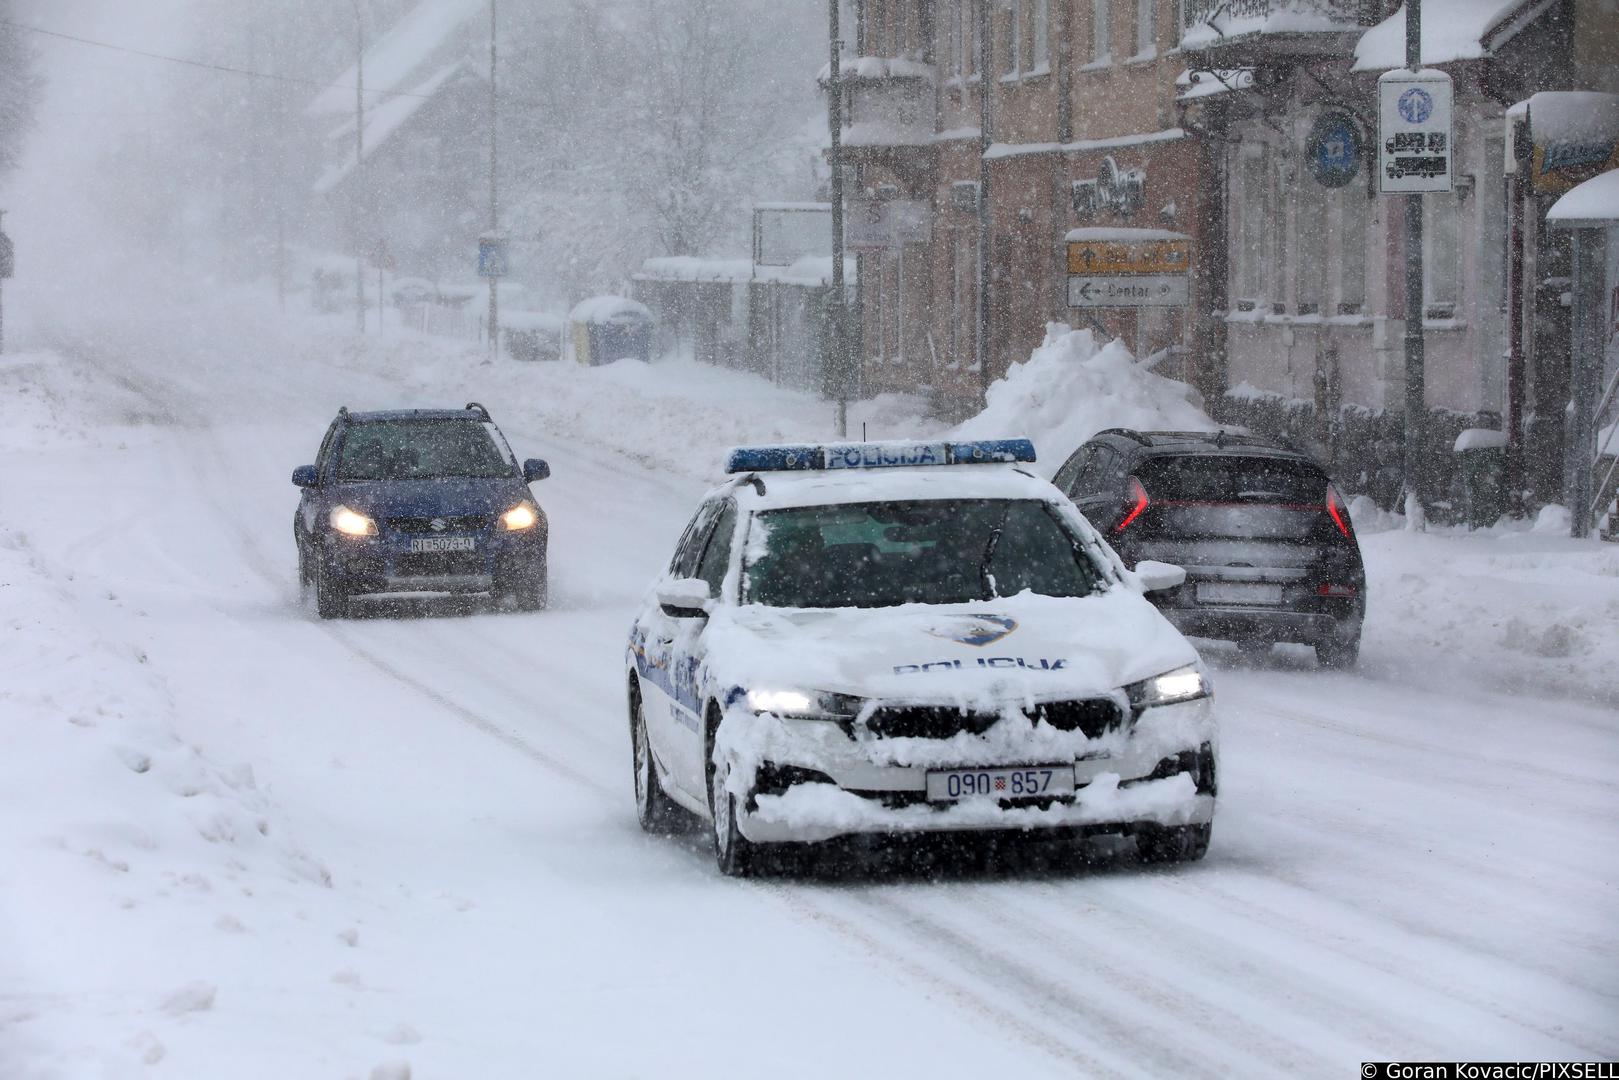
[703,587,1198,708]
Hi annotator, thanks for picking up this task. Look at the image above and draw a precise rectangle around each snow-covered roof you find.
[1065,227,1191,243]
[307,0,484,115]
[569,295,653,325]
[815,56,937,85]
[634,256,858,289]
[1547,169,1619,226]
[314,62,464,194]
[728,459,1058,513]
[1523,92,1619,146]
[1352,0,1525,71]
[1180,1,1360,51]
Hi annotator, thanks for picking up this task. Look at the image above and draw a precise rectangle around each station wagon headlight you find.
[329,505,377,537]
[746,687,862,720]
[500,503,538,531]
[1125,664,1210,711]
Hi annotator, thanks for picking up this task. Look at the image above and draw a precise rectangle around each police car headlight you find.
[746,687,862,720]
[1125,664,1210,711]
[500,503,539,531]
[329,505,377,537]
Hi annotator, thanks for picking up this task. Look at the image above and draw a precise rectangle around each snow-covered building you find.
[307,0,490,283]
[1176,0,1615,510]
[828,0,1615,514]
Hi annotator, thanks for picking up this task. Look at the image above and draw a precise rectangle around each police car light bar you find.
[725,438,1036,474]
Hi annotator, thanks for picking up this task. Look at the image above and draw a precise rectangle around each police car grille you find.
[1028,699,1124,739]
[864,707,1000,739]
[386,514,492,535]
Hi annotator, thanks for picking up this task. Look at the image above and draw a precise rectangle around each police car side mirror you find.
[657,578,711,619]
[1133,560,1187,594]
[523,458,550,482]
[292,465,318,488]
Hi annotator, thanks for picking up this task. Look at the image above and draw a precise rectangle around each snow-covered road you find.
[4,318,1616,1078]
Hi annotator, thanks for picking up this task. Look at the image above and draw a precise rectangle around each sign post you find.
[0,211,12,355]
[1065,229,1192,313]
[1378,0,1447,524]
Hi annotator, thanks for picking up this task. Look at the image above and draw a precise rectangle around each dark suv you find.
[292,403,550,618]
[1053,430,1365,667]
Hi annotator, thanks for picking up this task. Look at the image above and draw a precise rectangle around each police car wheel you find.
[630,680,684,834]
[1136,822,1211,864]
[706,713,757,877]
[313,561,350,620]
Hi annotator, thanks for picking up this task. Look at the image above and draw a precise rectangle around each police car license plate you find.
[409,537,476,554]
[1197,581,1283,605]
[926,766,1075,802]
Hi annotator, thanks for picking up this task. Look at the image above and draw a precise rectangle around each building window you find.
[1234,144,1267,306]
[1135,0,1155,58]
[1335,186,1366,315]
[1092,0,1112,64]
[1004,0,1020,77]
[1031,0,1050,71]
[1296,179,1328,315]
[964,0,977,78]
[1424,194,1461,319]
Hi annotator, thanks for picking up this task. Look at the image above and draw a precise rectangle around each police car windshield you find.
[743,499,1098,609]
[334,420,514,481]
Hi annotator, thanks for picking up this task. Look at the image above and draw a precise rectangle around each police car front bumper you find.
[728,698,1217,846]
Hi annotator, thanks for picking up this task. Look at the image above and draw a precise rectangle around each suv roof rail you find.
[1095,427,1152,445]
[337,405,350,419]
[464,401,491,419]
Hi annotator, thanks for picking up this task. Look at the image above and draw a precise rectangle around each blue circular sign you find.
[1307,111,1362,189]
[1398,87,1434,124]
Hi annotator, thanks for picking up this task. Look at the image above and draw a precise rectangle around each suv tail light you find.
[1316,583,1357,598]
[1325,483,1353,540]
[1115,476,1150,532]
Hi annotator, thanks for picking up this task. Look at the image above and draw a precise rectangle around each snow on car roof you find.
[725,462,1061,512]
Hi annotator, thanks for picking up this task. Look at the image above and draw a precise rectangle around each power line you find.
[0,16,436,103]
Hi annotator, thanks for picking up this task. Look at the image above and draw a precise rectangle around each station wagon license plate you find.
[409,537,476,554]
[1197,581,1283,605]
[926,765,1075,802]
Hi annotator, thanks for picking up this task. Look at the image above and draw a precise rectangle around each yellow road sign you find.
[1066,238,1191,276]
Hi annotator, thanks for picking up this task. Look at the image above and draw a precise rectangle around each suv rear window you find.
[1137,454,1327,504]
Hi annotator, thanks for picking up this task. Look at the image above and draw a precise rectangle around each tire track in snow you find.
[88,346,1141,1074]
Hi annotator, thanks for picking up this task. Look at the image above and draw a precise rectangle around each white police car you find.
[625,439,1217,876]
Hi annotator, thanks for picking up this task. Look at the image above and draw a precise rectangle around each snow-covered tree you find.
[0,0,44,180]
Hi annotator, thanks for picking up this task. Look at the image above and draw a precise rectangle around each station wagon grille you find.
[395,550,487,577]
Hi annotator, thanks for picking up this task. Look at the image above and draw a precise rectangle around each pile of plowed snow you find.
[954,324,1216,476]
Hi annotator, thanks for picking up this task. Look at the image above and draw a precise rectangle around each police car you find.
[625,439,1217,876]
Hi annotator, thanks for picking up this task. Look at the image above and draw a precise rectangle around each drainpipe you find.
[977,0,994,405]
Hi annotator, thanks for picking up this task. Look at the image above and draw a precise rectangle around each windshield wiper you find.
[978,517,1005,599]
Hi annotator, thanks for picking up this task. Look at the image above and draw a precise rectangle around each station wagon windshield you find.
[743,498,1098,609]
[335,420,514,481]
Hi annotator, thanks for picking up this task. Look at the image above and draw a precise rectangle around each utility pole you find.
[828,0,848,436]
[352,0,367,335]
[487,0,500,360]
[977,0,994,405]
[1401,0,1425,524]
[0,210,10,355]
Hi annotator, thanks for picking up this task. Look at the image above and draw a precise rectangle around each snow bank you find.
[1359,524,1619,707]
[953,324,1216,477]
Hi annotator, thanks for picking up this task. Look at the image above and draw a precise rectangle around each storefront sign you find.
[1379,70,1453,194]
[1307,110,1362,189]
[846,198,931,251]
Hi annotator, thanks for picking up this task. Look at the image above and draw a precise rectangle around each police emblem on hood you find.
[924,614,1017,647]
